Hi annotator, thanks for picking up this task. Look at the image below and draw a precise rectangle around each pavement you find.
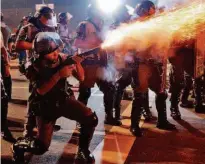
[1,59,205,164]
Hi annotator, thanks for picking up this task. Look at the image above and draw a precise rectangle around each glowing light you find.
[97,0,122,13]
[126,5,135,15]
[102,1,205,58]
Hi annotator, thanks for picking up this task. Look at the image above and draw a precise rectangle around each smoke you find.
[102,0,205,59]
[157,0,191,9]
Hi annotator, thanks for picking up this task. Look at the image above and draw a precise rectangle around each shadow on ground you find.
[124,119,205,164]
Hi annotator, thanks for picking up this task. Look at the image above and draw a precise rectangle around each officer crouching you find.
[12,32,98,163]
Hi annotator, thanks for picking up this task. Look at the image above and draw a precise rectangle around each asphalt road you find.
[1,60,205,164]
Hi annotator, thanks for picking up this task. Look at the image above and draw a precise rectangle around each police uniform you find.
[129,1,176,137]
[112,8,152,123]
[169,40,205,115]
[1,31,16,142]
[1,18,12,100]
[74,8,120,125]
[15,7,56,137]
[12,32,98,163]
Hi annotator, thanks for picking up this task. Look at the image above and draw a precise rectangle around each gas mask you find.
[46,14,57,27]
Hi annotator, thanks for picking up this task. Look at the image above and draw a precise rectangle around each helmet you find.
[33,32,63,57]
[35,6,54,19]
[135,0,156,17]
[113,5,131,23]
[58,12,73,23]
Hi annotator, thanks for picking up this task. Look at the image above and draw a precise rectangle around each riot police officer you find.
[12,32,98,163]
[113,5,153,124]
[57,12,73,55]
[15,6,57,137]
[74,4,120,125]
[169,34,205,118]
[1,12,12,100]
[1,31,16,142]
[130,0,176,137]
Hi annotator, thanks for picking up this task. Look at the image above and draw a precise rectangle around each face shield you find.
[45,13,57,27]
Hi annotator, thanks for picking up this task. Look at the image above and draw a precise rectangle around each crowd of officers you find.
[1,0,204,163]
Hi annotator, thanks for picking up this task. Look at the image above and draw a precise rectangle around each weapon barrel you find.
[78,47,101,57]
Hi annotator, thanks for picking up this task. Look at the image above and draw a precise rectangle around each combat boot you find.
[170,91,181,120]
[130,92,143,137]
[76,113,97,163]
[156,93,176,130]
[194,78,205,113]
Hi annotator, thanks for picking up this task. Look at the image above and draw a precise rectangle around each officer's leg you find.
[12,117,54,163]
[149,65,176,130]
[97,80,122,126]
[131,67,152,121]
[23,101,36,137]
[169,56,184,120]
[141,90,153,121]
[194,77,205,113]
[3,75,12,101]
[62,98,98,163]
[114,69,132,123]
[78,84,91,106]
[130,64,150,137]
[1,81,16,142]
[180,73,194,108]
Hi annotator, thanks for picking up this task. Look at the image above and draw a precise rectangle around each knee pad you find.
[156,92,168,101]
[12,137,48,156]
[82,112,98,128]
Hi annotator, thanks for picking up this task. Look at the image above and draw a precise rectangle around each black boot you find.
[130,92,143,137]
[76,117,96,164]
[104,86,122,126]
[104,113,122,126]
[114,86,124,126]
[156,93,176,130]
[141,92,153,121]
[194,78,205,113]
[180,73,194,108]
[170,89,181,120]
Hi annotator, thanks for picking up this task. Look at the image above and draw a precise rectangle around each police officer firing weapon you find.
[12,32,98,163]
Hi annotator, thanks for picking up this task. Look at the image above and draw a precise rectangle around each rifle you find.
[61,47,102,67]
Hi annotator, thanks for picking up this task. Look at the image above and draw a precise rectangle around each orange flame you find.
[102,0,205,58]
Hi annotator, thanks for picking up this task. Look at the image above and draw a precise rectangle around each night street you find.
[1,60,205,164]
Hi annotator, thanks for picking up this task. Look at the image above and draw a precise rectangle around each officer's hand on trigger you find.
[72,53,84,64]
[58,65,74,78]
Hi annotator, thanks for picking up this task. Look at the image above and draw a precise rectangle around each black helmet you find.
[113,5,131,23]
[135,0,156,17]
[35,6,54,19]
[58,12,72,23]
[34,32,63,57]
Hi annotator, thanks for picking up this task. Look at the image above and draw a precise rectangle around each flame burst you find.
[102,0,205,58]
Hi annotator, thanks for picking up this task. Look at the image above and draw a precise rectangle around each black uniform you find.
[16,11,56,137]
[74,17,120,125]
[12,32,98,163]
[169,42,205,116]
